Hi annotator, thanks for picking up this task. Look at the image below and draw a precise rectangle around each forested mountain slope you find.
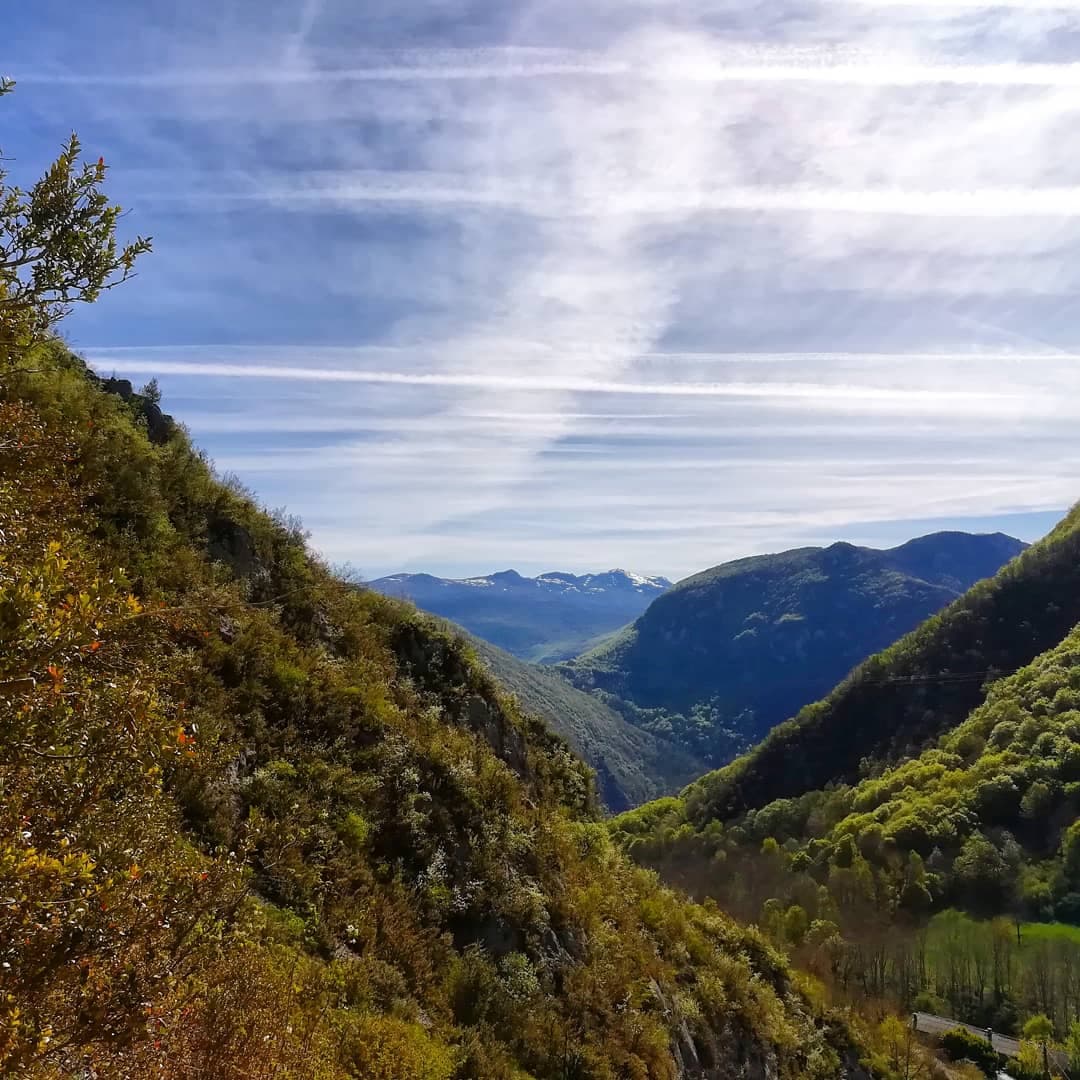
[667,509,1080,828]
[369,568,670,662]
[469,635,705,811]
[614,626,1080,1038]
[564,533,1024,766]
[1,341,873,1077]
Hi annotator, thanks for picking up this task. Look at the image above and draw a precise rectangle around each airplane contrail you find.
[24,51,1080,89]
[167,180,1080,218]
[87,357,1028,406]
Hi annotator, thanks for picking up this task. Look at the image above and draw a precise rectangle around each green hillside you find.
[615,622,1080,1040]
[0,109,869,1077]
[2,340,876,1078]
[671,507,1080,828]
[778,622,1080,920]
[469,636,706,811]
[564,534,1024,769]
[610,517,1080,1047]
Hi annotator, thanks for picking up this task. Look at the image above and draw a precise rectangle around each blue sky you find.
[5,0,1080,580]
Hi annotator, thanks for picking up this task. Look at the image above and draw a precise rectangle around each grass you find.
[1020,922,1080,946]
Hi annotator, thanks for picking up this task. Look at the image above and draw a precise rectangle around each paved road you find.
[914,1012,1070,1074]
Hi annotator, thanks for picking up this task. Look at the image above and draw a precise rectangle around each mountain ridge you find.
[668,506,1080,829]
[563,531,1027,766]
[373,566,672,594]
[368,566,671,663]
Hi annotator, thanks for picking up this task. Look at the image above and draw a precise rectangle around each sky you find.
[5,0,1080,580]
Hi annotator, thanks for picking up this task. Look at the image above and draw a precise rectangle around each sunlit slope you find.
[1,345,865,1078]
[566,533,1025,769]
[679,508,1080,828]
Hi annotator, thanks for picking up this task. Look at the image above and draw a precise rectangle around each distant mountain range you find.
[367,568,671,662]
[563,531,1027,765]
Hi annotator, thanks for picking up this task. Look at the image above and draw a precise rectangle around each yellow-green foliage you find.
[343,1015,459,1079]
[0,85,866,1074]
[0,347,861,1078]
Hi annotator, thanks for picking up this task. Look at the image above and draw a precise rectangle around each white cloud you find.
[18,0,1080,575]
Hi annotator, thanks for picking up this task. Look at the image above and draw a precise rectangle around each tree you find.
[1061,820,1080,886]
[877,1014,910,1074]
[952,832,1016,913]
[140,376,162,404]
[1021,780,1054,822]
[1022,1014,1054,1042]
[0,80,150,347]
[1066,1020,1080,1074]
[1022,1014,1054,1078]
[784,903,810,945]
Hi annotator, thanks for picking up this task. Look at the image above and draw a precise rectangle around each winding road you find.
[914,1012,1070,1074]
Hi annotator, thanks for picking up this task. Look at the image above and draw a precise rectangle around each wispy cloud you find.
[8,0,1080,575]
[25,47,1080,89]
[156,178,1080,218]
[86,354,1060,415]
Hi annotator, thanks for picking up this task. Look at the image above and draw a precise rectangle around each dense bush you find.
[939,1028,1000,1076]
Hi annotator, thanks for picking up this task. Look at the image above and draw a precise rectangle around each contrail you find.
[85,345,1080,365]
[166,180,1080,218]
[87,357,1024,406]
[23,51,1080,89]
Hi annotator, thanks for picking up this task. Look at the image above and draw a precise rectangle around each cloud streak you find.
[10,0,1080,575]
[86,355,1049,407]
[168,178,1080,218]
[26,51,1080,89]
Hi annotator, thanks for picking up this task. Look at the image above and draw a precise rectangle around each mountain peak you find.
[367,567,671,662]
[568,530,1027,756]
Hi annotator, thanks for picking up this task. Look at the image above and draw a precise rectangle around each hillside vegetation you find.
[0,97,868,1080]
[672,512,1080,826]
[613,527,1080,1056]
[565,535,1023,769]
[2,344,875,1079]
[470,636,705,811]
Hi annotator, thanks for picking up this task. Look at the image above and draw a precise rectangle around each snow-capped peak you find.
[606,568,665,588]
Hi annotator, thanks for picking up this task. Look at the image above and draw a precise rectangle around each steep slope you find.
[676,506,1080,829]
[469,635,706,811]
[369,567,670,662]
[0,345,868,1079]
[566,533,1025,764]
[779,623,1080,918]
[613,625,1080,1037]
